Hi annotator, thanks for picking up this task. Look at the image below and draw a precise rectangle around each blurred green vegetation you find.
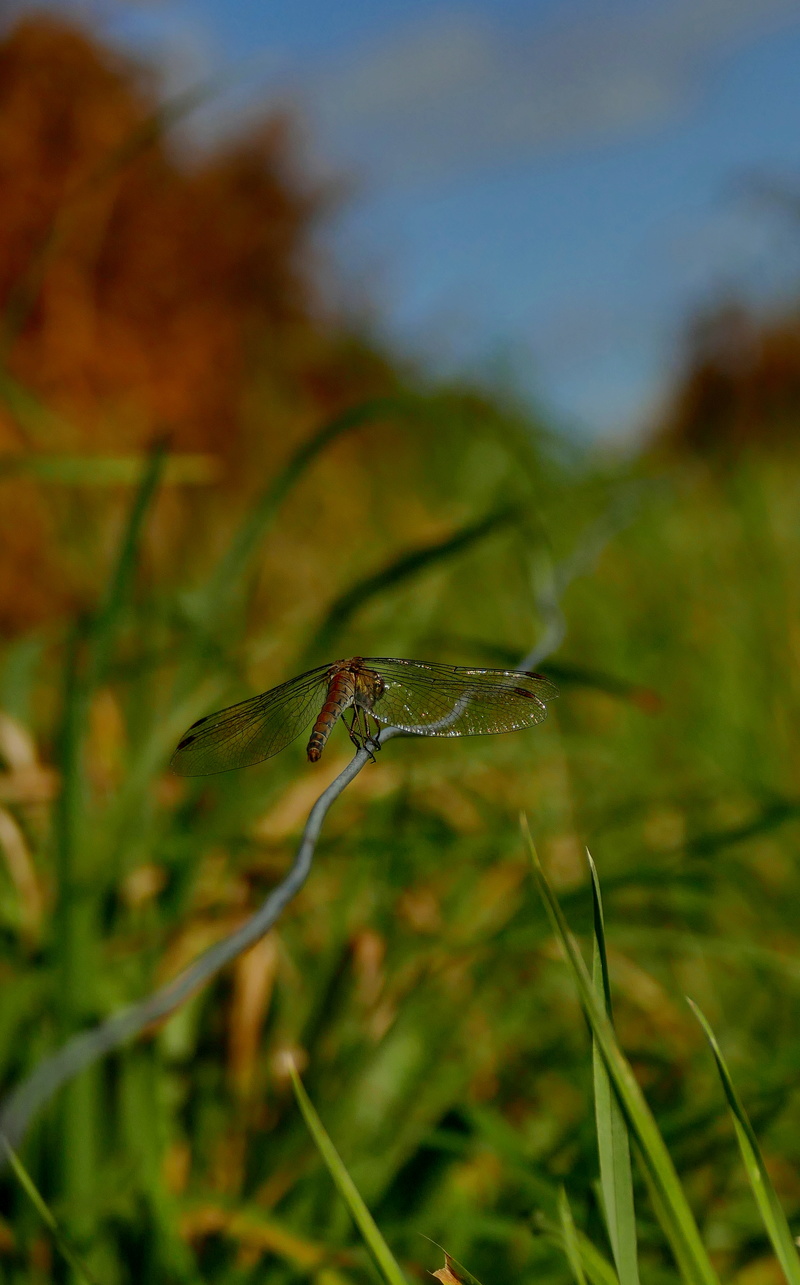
[2,13,800,1285]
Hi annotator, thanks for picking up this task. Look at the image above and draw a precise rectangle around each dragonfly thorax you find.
[306,659,386,762]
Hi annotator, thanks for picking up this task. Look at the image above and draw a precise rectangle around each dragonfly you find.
[170,656,558,776]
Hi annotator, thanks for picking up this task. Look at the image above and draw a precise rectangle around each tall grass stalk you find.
[524,818,719,1285]
[589,853,639,1285]
[289,1062,409,1285]
[2,1137,99,1285]
[688,1000,800,1285]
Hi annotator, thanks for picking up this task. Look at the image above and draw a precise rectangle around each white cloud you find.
[303,0,800,185]
[12,0,800,182]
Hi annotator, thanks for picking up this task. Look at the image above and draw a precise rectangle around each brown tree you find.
[0,16,395,631]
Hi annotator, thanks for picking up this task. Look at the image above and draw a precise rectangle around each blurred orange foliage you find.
[658,300,800,457]
[0,15,396,632]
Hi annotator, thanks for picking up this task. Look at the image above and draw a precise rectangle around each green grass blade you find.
[637,1163,705,1285]
[45,442,166,1237]
[52,625,101,1252]
[559,1186,589,1285]
[288,1063,408,1285]
[204,397,403,616]
[308,504,516,658]
[1,1137,100,1284]
[523,819,719,1285]
[687,999,800,1285]
[0,452,214,485]
[53,624,90,1031]
[537,1214,619,1285]
[589,853,640,1285]
[90,437,168,684]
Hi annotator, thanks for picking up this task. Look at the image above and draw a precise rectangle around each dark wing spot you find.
[514,686,537,698]
[178,733,198,748]
[523,671,548,681]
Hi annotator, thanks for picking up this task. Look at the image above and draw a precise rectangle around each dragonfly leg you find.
[366,712,382,756]
[344,708,362,751]
[360,705,380,762]
[347,706,380,762]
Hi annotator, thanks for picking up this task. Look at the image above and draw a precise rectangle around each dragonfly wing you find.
[361,659,557,737]
[171,665,331,776]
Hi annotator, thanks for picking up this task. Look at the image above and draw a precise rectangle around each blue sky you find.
[14,0,800,438]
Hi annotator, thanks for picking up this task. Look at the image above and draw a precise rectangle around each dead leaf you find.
[0,805,43,940]
[228,935,279,1096]
[432,1267,461,1284]
[424,1241,484,1285]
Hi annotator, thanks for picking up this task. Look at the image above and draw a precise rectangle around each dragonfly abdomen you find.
[307,669,356,762]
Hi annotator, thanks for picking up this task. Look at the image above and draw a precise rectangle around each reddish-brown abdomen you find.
[306,670,355,762]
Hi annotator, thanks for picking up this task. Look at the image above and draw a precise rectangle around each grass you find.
[288,1060,409,1285]
[1,387,800,1283]
[527,822,718,1285]
[687,1000,800,1285]
[278,834,800,1285]
[1,1138,99,1285]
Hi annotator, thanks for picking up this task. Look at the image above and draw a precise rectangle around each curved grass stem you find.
[0,736,392,1153]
